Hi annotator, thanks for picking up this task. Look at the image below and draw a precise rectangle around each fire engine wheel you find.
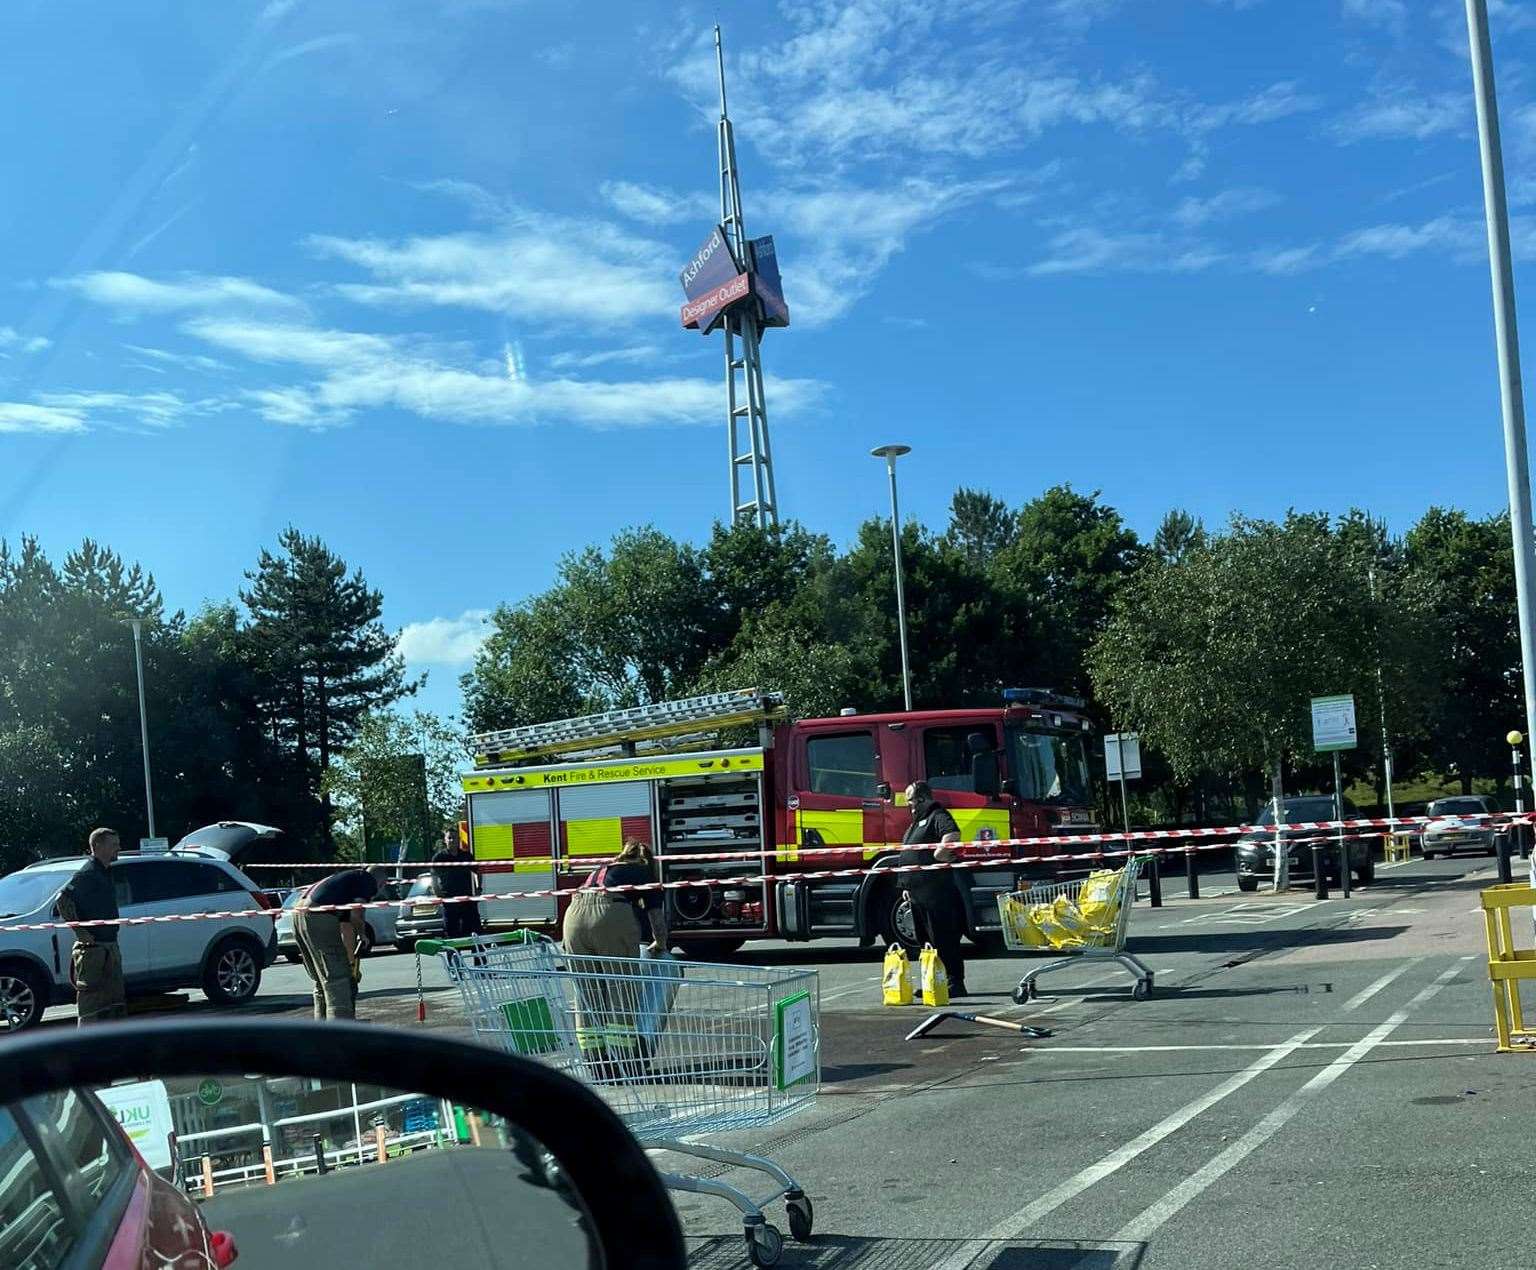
[878,888,921,953]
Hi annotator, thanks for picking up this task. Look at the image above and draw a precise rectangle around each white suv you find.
[0,849,279,1030]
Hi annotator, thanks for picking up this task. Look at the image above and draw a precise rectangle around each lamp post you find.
[124,618,157,840]
[1466,0,1536,777]
[871,444,914,711]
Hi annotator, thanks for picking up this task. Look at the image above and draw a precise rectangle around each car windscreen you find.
[0,869,70,918]
[1428,798,1489,817]
[1256,798,1337,825]
[405,878,434,899]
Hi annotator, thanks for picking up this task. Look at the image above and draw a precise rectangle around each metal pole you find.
[1368,566,1394,826]
[1334,751,1350,898]
[1114,733,1132,855]
[1466,0,1536,774]
[877,450,914,710]
[127,619,157,839]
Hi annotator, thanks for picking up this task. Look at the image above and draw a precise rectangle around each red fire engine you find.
[460,687,1097,954]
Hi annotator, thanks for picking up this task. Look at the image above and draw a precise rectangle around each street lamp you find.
[123,618,157,840]
[870,444,913,711]
[1466,1,1536,775]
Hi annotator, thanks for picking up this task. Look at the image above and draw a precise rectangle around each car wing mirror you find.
[876,781,892,801]
[4,1020,685,1270]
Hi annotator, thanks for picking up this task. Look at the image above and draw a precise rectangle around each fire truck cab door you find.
[794,727,884,863]
[915,722,1010,854]
[467,789,558,924]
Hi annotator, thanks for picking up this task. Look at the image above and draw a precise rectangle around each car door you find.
[121,861,239,982]
[101,867,154,986]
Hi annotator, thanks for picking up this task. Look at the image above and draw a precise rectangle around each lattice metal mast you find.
[714,25,778,528]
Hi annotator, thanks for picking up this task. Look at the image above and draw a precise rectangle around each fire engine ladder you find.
[470,688,787,767]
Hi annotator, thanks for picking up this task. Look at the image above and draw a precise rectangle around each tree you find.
[0,725,85,872]
[992,486,1144,697]
[1089,513,1387,807]
[324,711,467,860]
[242,529,414,785]
[1405,508,1520,790]
[1152,509,1204,562]
[945,488,1016,567]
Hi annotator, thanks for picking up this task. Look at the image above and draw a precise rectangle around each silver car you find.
[275,880,406,961]
[1421,795,1505,858]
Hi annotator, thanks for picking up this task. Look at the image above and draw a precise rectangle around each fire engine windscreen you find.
[1005,725,1092,805]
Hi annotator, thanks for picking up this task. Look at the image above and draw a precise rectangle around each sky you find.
[2,0,1536,723]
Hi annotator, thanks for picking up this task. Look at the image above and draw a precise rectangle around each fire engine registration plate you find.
[1062,809,1093,825]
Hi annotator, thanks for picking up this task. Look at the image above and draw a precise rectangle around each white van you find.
[96,1079,178,1176]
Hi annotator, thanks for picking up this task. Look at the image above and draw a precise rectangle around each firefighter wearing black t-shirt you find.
[897,781,967,997]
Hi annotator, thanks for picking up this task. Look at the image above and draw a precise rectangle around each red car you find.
[0,1085,236,1269]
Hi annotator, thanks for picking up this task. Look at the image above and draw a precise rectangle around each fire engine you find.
[460,687,1097,954]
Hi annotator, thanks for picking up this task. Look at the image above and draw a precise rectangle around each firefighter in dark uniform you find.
[56,827,126,1024]
[897,781,967,997]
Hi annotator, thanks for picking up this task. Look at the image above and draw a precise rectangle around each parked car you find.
[0,850,279,1031]
[1233,795,1375,892]
[0,1084,236,1269]
[392,874,445,952]
[275,879,406,961]
[1421,795,1506,858]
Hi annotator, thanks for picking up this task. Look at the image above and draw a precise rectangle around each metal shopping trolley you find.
[435,933,820,1267]
[997,854,1155,1003]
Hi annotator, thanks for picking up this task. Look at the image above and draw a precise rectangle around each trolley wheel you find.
[785,1191,814,1242]
[1132,978,1153,1002]
[745,1222,783,1267]
[1010,981,1034,1006]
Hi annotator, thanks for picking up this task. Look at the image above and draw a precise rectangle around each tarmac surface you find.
[38,851,1530,1268]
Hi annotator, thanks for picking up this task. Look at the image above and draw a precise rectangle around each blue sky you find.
[2,0,1535,722]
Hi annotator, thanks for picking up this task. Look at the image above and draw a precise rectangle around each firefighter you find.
[292,868,378,1020]
[897,781,967,997]
[56,827,126,1024]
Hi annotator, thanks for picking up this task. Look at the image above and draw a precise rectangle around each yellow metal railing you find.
[1481,882,1536,1051]
[1384,832,1415,865]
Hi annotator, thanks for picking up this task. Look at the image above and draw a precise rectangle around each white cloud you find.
[0,326,50,354]
[1341,0,1407,31]
[0,402,85,434]
[1249,244,1325,274]
[1186,82,1319,133]
[55,271,303,315]
[123,344,229,373]
[33,389,226,429]
[398,609,491,666]
[547,345,664,370]
[184,316,825,431]
[1334,215,1482,260]
[1332,89,1467,142]
[305,212,676,325]
[766,177,1006,323]
[1026,227,1227,276]
[600,181,715,225]
[1170,188,1279,228]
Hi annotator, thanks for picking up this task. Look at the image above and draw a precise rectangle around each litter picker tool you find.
[905,1011,1052,1041]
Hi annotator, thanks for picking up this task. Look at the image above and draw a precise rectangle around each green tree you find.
[1152,509,1204,562]
[1404,508,1521,791]
[241,528,414,786]
[992,486,1144,696]
[1089,513,1384,806]
[325,711,467,861]
[0,725,85,872]
[945,487,1016,567]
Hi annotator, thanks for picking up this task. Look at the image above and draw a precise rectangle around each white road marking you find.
[928,959,1417,1270]
[1113,956,1474,1243]
[1178,903,1313,927]
[1025,1038,1486,1053]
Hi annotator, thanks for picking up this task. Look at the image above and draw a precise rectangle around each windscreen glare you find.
[1006,727,1092,805]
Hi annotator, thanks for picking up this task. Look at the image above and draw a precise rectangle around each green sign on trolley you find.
[773,992,816,1091]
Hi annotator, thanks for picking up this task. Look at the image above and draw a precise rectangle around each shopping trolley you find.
[435,933,819,1268]
[997,854,1155,1003]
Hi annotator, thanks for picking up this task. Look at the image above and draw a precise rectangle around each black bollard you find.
[1185,849,1200,900]
[1147,854,1162,907]
[1496,829,1514,884]
[1312,844,1329,900]
[1339,839,1351,899]
[312,1134,328,1175]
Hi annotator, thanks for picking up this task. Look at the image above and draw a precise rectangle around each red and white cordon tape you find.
[238,810,1531,871]
[5,810,1505,936]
